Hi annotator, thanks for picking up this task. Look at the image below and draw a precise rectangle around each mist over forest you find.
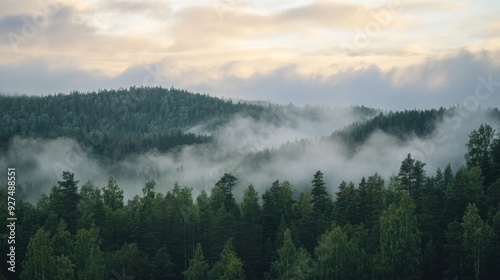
[2,87,500,280]
[3,0,500,279]
[1,87,499,202]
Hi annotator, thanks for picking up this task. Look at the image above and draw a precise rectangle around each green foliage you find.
[77,181,105,230]
[332,108,447,150]
[183,244,209,280]
[9,122,500,279]
[376,193,421,280]
[444,167,485,223]
[262,180,295,270]
[398,154,426,199]
[102,177,124,211]
[215,173,240,218]
[57,171,81,234]
[107,242,148,279]
[150,246,176,280]
[461,204,494,280]
[54,255,76,280]
[311,170,329,214]
[208,239,245,280]
[294,192,315,253]
[272,229,312,280]
[72,227,106,280]
[315,225,362,280]
[334,181,359,225]
[20,228,56,280]
[239,185,263,279]
[465,124,496,186]
[52,221,73,257]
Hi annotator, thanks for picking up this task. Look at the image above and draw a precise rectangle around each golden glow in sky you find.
[1,0,500,108]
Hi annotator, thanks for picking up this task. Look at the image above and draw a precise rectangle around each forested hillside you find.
[332,107,500,149]
[1,123,500,279]
[0,87,255,159]
[0,87,379,160]
[2,88,500,279]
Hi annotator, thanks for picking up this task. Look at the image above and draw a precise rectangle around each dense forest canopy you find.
[0,87,379,160]
[1,87,500,279]
[1,123,500,279]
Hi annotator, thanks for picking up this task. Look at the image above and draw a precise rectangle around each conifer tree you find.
[57,171,80,233]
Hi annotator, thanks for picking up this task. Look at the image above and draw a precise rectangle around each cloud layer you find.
[2,107,498,202]
[1,0,499,109]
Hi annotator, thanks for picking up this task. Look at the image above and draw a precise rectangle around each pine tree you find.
[102,177,124,211]
[57,171,81,233]
[311,170,330,215]
[334,181,359,225]
[239,184,263,279]
[465,124,495,187]
[215,173,240,217]
[295,192,315,253]
[150,246,175,280]
[444,219,465,279]
[398,154,426,199]
[443,167,485,223]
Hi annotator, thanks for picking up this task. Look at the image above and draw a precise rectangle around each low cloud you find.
[2,106,498,203]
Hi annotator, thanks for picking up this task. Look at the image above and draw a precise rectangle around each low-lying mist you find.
[1,106,499,203]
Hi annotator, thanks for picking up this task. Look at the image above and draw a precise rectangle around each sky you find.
[1,0,500,109]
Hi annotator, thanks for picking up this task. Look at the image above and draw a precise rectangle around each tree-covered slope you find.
[0,87,269,158]
[0,87,380,159]
[332,107,500,149]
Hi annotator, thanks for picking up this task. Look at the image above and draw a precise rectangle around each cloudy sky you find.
[1,0,499,109]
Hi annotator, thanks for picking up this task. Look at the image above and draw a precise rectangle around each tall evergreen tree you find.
[239,184,263,279]
[359,173,384,249]
[57,171,81,233]
[311,170,330,215]
[398,154,426,199]
[102,177,124,211]
[465,124,495,187]
[444,219,465,279]
[150,246,176,280]
[444,167,485,223]
[295,192,316,253]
